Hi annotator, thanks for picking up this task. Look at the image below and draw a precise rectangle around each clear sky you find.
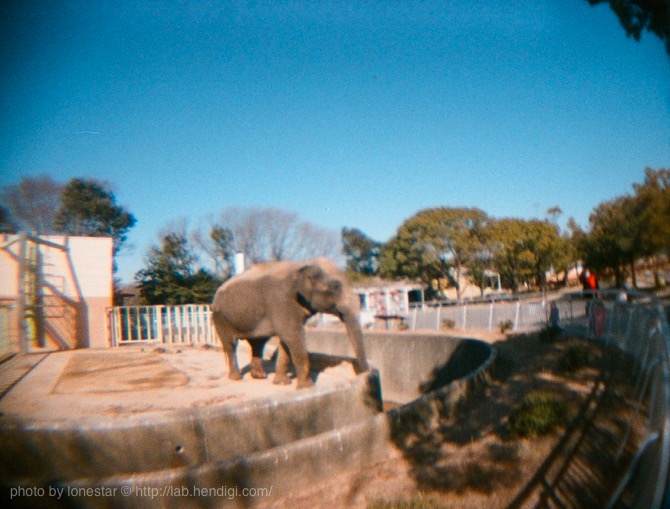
[2,0,669,283]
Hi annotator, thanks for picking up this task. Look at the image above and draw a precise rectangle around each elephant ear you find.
[296,263,342,300]
[296,264,324,298]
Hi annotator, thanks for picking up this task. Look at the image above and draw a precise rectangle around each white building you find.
[0,233,113,356]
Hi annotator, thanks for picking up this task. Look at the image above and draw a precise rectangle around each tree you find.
[215,207,341,263]
[380,207,488,299]
[135,230,221,304]
[0,205,18,233]
[0,175,63,233]
[586,0,670,55]
[487,218,534,292]
[633,168,670,255]
[191,225,236,279]
[341,227,381,279]
[55,178,136,258]
[487,218,564,292]
[632,168,670,286]
[582,195,644,287]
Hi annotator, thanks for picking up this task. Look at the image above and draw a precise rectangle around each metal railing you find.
[107,305,218,347]
[407,299,548,332]
[554,290,670,509]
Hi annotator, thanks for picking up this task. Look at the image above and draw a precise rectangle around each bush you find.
[557,344,591,373]
[499,319,513,333]
[507,391,568,438]
[538,324,562,342]
[441,319,455,330]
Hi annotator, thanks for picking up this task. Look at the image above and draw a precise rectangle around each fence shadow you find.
[388,332,639,507]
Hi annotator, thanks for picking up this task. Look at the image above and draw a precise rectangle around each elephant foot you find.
[228,371,243,381]
[250,358,267,379]
[273,374,292,385]
[296,377,314,389]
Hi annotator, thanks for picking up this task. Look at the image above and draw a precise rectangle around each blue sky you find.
[1,0,669,283]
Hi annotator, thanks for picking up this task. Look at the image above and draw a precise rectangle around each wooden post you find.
[16,233,28,353]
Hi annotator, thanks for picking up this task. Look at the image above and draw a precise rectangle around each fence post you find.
[435,305,441,330]
[488,302,494,331]
[513,301,520,331]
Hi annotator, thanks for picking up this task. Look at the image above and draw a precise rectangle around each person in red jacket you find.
[581,269,599,294]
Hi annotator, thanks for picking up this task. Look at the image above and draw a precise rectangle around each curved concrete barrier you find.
[0,332,495,508]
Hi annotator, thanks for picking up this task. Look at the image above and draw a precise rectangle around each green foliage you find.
[557,344,592,373]
[135,231,222,304]
[487,218,564,292]
[55,178,136,257]
[379,207,488,299]
[586,0,670,55]
[539,324,562,343]
[342,227,381,277]
[633,168,670,256]
[575,168,669,288]
[507,391,568,438]
[499,319,513,333]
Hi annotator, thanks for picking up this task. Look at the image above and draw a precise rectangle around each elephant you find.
[211,258,369,389]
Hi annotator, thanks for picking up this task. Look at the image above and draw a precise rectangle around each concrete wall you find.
[0,333,496,508]
[306,329,494,404]
[0,234,113,350]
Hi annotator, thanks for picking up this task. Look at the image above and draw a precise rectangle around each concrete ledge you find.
[306,329,495,403]
[0,352,381,483]
[1,333,496,508]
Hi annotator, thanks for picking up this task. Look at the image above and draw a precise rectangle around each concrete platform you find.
[0,344,361,423]
[0,332,495,509]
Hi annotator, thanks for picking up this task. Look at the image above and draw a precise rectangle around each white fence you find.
[408,299,548,332]
[107,305,218,347]
[107,300,550,346]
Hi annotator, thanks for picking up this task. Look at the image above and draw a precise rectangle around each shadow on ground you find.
[387,332,638,507]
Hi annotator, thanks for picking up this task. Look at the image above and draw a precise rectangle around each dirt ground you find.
[257,330,632,509]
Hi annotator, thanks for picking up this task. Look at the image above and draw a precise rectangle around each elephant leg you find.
[273,341,292,385]
[223,338,242,381]
[213,315,242,381]
[286,333,313,389]
[248,337,269,379]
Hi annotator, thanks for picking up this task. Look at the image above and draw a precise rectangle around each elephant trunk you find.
[339,307,369,374]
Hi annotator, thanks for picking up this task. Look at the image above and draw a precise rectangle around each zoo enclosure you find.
[107,292,670,507]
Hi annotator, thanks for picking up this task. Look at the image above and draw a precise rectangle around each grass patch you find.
[557,344,592,373]
[441,319,455,330]
[538,324,562,342]
[507,391,568,438]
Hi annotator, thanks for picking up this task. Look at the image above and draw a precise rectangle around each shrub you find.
[499,319,513,333]
[538,324,562,342]
[507,391,568,438]
[441,319,455,330]
[557,344,591,373]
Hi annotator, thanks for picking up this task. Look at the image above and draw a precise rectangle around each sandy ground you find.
[0,341,357,424]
